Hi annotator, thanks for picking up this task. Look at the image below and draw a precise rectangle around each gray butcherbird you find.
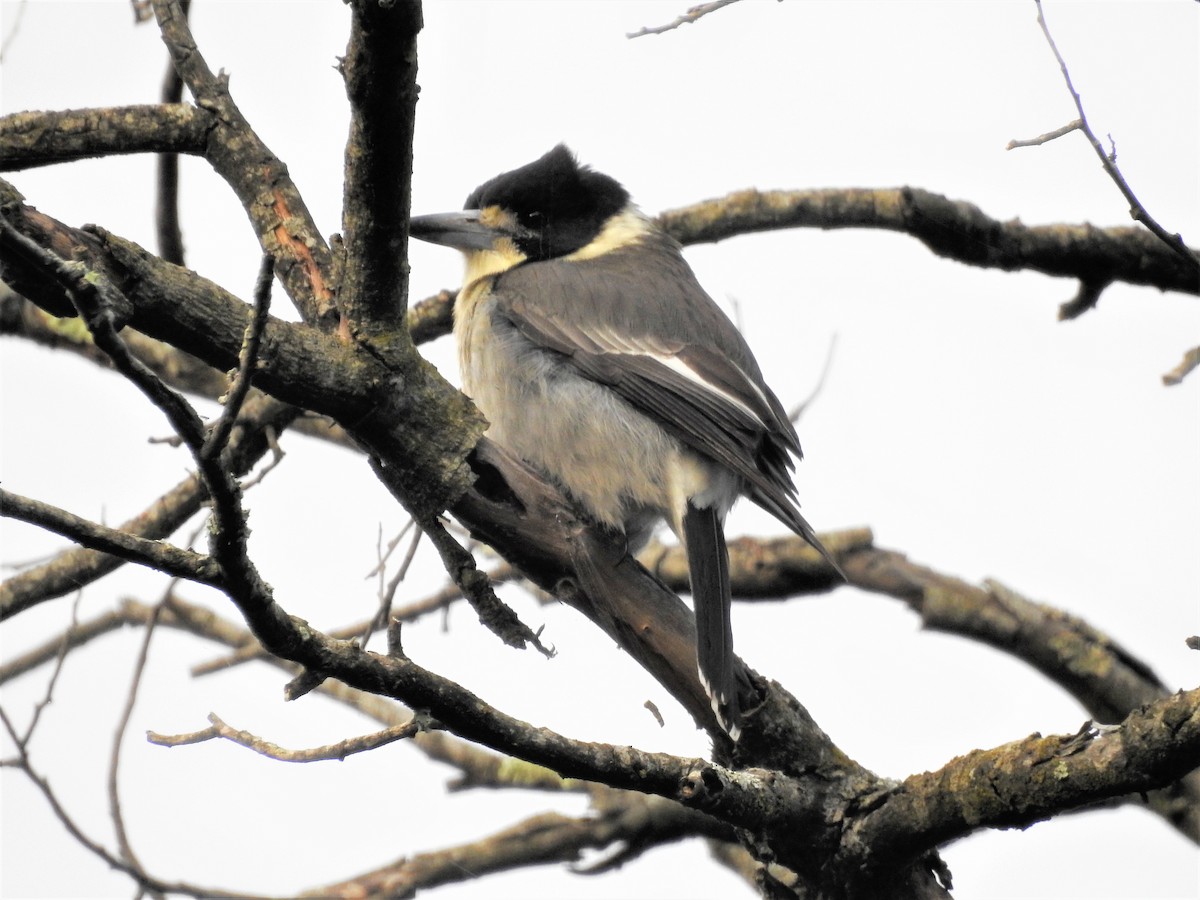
[409,145,839,738]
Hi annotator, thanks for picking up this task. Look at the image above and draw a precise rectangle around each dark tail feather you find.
[683,501,741,739]
[750,486,846,581]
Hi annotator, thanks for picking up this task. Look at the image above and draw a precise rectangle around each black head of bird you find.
[410,145,840,739]
[410,144,629,263]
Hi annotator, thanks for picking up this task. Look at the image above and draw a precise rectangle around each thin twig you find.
[0,704,257,899]
[1033,0,1199,272]
[361,524,423,650]
[1005,118,1082,150]
[191,561,516,677]
[627,0,741,38]
[202,253,273,460]
[417,509,553,658]
[366,519,416,579]
[1056,277,1110,321]
[1,395,296,619]
[147,712,421,762]
[17,592,83,746]
[108,602,163,882]
[787,334,838,424]
[239,424,285,490]
[1162,345,1200,387]
[0,0,28,62]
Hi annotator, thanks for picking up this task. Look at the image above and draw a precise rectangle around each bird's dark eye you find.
[517,209,545,235]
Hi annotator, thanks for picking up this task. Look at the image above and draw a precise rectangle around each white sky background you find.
[1,1,1197,898]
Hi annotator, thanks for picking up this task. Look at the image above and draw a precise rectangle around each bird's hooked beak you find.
[409,209,533,252]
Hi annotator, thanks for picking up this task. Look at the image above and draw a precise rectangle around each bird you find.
[408,145,839,738]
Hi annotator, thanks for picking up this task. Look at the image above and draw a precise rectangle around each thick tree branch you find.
[2,123,1193,893]
[650,536,1168,721]
[9,590,1195,899]
[155,0,189,265]
[644,527,873,599]
[0,104,211,172]
[312,793,731,898]
[0,489,223,586]
[0,211,279,633]
[338,0,422,337]
[648,534,1200,842]
[0,286,350,447]
[150,0,336,326]
[406,288,456,343]
[840,688,1200,884]
[1,482,841,872]
[843,552,1169,723]
[0,181,484,522]
[658,187,1199,298]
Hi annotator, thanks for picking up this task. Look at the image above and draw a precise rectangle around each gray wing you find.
[489,234,811,533]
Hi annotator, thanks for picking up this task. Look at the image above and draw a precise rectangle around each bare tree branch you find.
[0,104,211,172]
[0,183,485,522]
[3,593,81,749]
[0,705,265,900]
[0,488,222,587]
[5,477,833,859]
[648,533,1170,721]
[0,286,350,448]
[406,287,457,344]
[191,560,515,677]
[414,503,552,655]
[628,0,742,39]
[200,253,273,460]
[155,0,189,266]
[151,0,337,326]
[1163,345,1200,386]
[1032,0,1200,273]
[0,393,296,619]
[1005,118,1082,150]
[360,520,422,650]
[107,602,162,880]
[148,712,421,762]
[311,794,732,898]
[9,585,1196,897]
[648,533,1200,843]
[0,214,281,643]
[658,186,1199,298]
[1,12,1195,882]
[337,0,422,337]
[841,689,1200,882]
